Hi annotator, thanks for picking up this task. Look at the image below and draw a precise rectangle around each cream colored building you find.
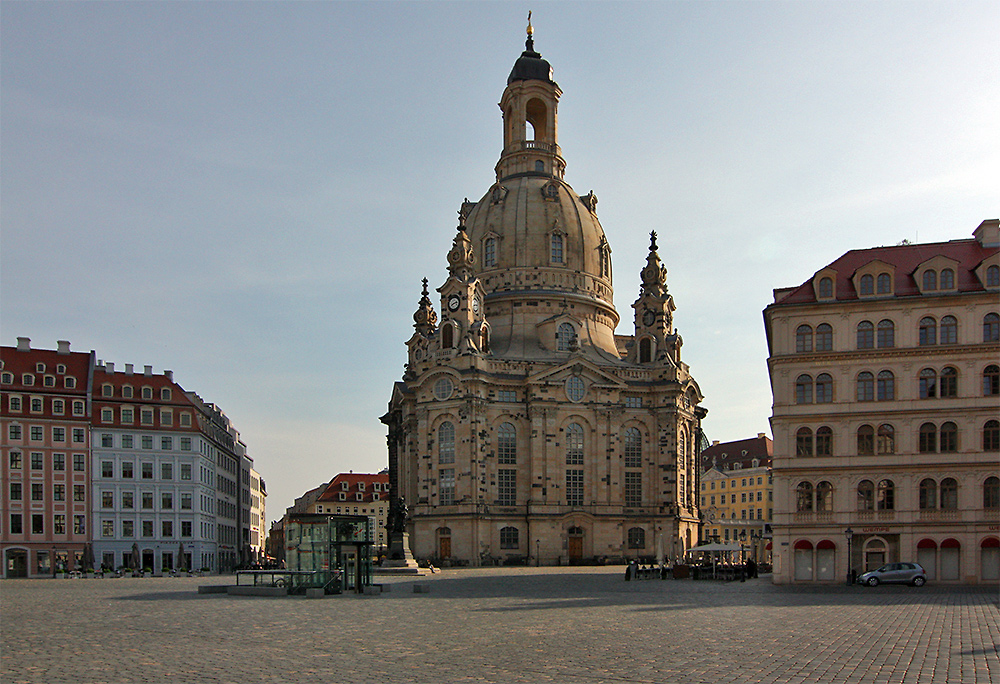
[765,219,1000,584]
[383,25,705,566]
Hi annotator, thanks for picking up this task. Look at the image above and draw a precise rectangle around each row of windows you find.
[99,384,172,401]
[6,396,85,415]
[794,420,999,456]
[98,433,193,451]
[795,477,999,511]
[100,490,194,510]
[795,365,999,404]
[817,265,1000,300]
[705,490,770,505]
[99,407,192,427]
[6,425,87,443]
[8,451,86,471]
[7,513,86,535]
[101,519,195,538]
[481,233,612,279]
[703,475,772,490]
[100,460,193,480]
[0,372,77,388]
[435,468,643,508]
[795,312,999,352]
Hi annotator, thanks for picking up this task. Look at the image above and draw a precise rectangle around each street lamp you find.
[844,526,854,586]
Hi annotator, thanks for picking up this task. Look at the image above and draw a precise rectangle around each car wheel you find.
[912,576,925,587]
[867,576,879,587]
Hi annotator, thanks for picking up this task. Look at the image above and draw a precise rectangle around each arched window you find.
[877,370,895,401]
[987,265,1000,287]
[556,322,576,351]
[639,337,652,363]
[877,273,892,293]
[984,313,1000,342]
[796,427,813,456]
[877,319,895,348]
[940,315,957,344]
[919,422,937,453]
[857,425,875,455]
[815,324,833,351]
[940,366,958,398]
[565,423,584,465]
[857,480,875,511]
[500,526,519,549]
[919,368,937,399]
[795,375,813,404]
[984,365,1000,396]
[877,479,895,510]
[940,268,955,289]
[940,422,958,453]
[877,424,895,454]
[627,527,646,549]
[816,426,833,456]
[923,270,937,291]
[796,325,813,353]
[919,478,937,509]
[984,420,1000,452]
[480,326,490,353]
[940,478,958,510]
[550,234,564,263]
[818,277,833,299]
[859,274,874,295]
[816,373,833,403]
[442,324,454,349]
[857,372,874,402]
[919,317,937,346]
[796,482,814,512]
[623,427,642,467]
[497,423,516,464]
[535,160,545,173]
[484,237,497,268]
[984,476,1000,509]
[816,481,833,511]
[438,422,456,464]
[857,321,874,349]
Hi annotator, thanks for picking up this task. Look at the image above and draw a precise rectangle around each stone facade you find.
[764,219,1000,584]
[383,26,705,566]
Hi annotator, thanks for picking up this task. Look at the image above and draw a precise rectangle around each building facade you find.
[383,25,706,566]
[765,219,1000,584]
[314,472,390,556]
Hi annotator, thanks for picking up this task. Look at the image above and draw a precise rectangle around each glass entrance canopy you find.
[285,514,374,593]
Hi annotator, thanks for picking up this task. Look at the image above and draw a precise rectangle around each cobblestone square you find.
[2,567,997,684]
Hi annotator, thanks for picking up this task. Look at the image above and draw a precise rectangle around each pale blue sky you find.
[3,2,997,519]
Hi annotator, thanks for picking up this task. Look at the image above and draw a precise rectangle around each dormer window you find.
[122,386,133,398]
[356,493,364,501]
[35,363,45,373]
[923,270,937,291]
[341,481,349,491]
[859,274,874,295]
[877,273,892,294]
[940,268,955,290]
[22,374,34,385]
[550,234,564,264]
[102,384,113,397]
[141,387,152,400]
[987,265,999,287]
[161,388,172,401]
[56,364,66,374]
[557,322,577,352]
[338,492,346,501]
[484,237,497,268]
[358,482,365,491]
[818,277,833,299]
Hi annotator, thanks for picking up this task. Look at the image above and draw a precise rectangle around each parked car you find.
[858,562,927,587]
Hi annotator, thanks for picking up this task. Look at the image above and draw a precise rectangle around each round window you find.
[566,375,586,402]
[433,377,454,401]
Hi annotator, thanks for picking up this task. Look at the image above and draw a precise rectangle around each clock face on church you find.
[643,310,655,326]
[472,297,481,314]
[447,295,460,311]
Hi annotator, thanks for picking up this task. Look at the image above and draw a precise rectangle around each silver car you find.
[858,562,927,587]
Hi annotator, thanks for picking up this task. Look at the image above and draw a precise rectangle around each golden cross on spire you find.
[527,11,533,36]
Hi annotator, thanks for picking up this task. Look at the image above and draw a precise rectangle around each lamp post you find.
[536,539,540,567]
[844,526,854,586]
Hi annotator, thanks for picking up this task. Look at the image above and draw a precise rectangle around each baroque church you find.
[382,23,706,566]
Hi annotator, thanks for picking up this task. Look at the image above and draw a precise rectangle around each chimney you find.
[125,363,134,375]
[57,340,71,354]
[144,365,153,376]
[16,337,30,352]
[107,362,115,373]
[164,370,173,381]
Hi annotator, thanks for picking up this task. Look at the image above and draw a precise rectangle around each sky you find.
[2,1,998,521]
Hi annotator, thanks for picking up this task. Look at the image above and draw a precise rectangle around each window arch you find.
[565,423,584,465]
[499,526,519,549]
[556,322,576,352]
[857,480,874,510]
[919,422,937,453]
[438,422,456,464]
[857,320,874,349]
[984,420,1000,452]
[940,422,958,453]
[940,478,958,510]
[919,317,937,346]
[985,476,1000,509]
[818,277,833,299]
[922,270,937,291]
[877,319,895,348]
[857,372,874,402]
[796,482,814,512]
[816,481,833,511]
[857,425,874,455]
[796,427,813,456]
[795,375,813,404]
[442,324,454,349]
[984,365,999,396]
[987,265,1000,287]
[627,527,646,549]
[877,424,895,454]
[480,326,490,353]
[919,478,937,509]
[815,373,833,403]
[623,427,642,467]
[919,368,937,399]
[877,273,892,294]
[550,234,564,263]
[796,325,813,353]
[815,324,833,351]
[639,337,653,363]
[483,237,497,268]
[940,315,957,344]
[816,426,833,456]
[877,370,895,401]
[877,479,895,510]
[859,274,874,295]
[940,268,955,289]
[940,366,958,397]
[497,423,516,464]
[984,313,1000,342]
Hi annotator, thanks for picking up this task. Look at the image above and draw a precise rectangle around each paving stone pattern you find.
[1,567,997,684]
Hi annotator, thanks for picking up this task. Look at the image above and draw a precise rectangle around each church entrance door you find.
[568,527,584,561]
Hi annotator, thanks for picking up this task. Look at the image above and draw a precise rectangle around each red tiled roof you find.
[1,345,92,396]
[317,472,389,503]
[701,435,772,471]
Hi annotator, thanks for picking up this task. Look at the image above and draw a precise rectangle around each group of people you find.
[623,560,669,580]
